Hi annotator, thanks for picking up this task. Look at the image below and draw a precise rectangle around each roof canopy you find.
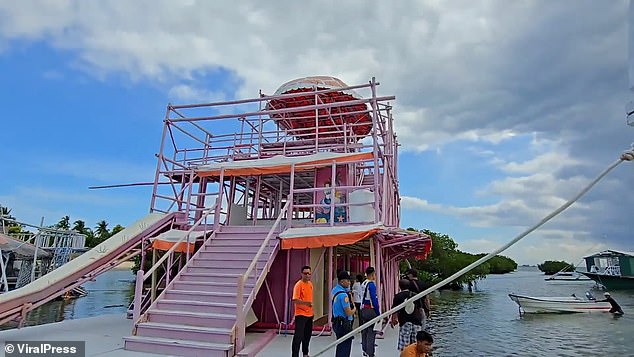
[266,76,372,139]
[196,151,373,177]
[0,233,51,259]
[279,224,432,260]
[280,223,382,250]
[583,250,634,258]
[150,229,207,253]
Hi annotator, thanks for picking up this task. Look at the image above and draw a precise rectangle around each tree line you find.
[403,228,518,290]
[537,260,575,275]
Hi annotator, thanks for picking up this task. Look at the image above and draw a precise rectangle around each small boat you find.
[545,271,591,281]
[508,293,611,314]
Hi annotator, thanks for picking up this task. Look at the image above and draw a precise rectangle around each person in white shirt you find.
[352,274,365,327]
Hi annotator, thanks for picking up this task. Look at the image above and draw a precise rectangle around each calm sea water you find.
[0,267,135,330]
[4,267,633,356]
[427,266,634,356]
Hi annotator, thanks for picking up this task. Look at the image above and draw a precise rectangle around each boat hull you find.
[508,294,611,314]
[579,272,634,290]
[545,272,591,281]
[545,277,591,281]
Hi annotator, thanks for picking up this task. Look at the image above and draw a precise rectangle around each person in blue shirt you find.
[331,270,356,357]
[360,266,380,357]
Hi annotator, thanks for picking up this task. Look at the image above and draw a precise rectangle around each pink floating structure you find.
[130,76,431,356]
[0,76,431,357]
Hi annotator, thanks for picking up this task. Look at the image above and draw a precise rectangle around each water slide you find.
[0,212,176,325]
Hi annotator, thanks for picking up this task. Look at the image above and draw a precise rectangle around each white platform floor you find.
[0,314,403,357]
[258,324,401,357]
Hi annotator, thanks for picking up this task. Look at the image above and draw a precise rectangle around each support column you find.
[151,247,158,301]
[283,250,291,330]
[327,246,334,328]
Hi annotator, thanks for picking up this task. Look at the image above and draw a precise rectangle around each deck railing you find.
[235,200,290,352]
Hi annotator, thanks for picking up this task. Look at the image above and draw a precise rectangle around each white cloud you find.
[458,234,610,266]
[401,196,443,212]
[168,84,226,103]
[402,144,609,244]
[1,0,632,262]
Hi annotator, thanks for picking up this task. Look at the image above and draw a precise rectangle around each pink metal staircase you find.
[124,225,279,357]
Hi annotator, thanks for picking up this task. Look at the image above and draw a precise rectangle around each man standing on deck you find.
[331,270,356,357]
[360,266,380,357]
[292,265,314,357]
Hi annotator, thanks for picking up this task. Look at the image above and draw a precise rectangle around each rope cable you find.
[313,151,632,356]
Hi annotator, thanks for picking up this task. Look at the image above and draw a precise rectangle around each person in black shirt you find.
[600,292,624,315]
[391,279,425,351]
[405,268,431,320]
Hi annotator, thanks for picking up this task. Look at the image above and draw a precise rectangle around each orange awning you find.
[151,240,195,253]
[150,229,205,253]
[280,224,381,249]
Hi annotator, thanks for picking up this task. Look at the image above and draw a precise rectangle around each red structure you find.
[266,76,373,138]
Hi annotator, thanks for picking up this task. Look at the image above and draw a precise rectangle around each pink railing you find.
[132,198,220,324]
[235,200,290,352]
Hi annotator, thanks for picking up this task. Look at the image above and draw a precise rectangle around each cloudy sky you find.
[1,1,633,265]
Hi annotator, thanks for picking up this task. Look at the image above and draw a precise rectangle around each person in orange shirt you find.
[400,330,433,357]
[292,265,314,357]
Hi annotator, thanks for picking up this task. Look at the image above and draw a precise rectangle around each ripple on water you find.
[424,268,634,356]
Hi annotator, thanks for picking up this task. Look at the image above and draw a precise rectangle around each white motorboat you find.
[544,271,591,281]
[508,293,611,314]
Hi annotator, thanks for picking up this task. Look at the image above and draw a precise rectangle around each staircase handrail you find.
[141,199,218,281]
[235,200,290,350]
[133,198,220,322]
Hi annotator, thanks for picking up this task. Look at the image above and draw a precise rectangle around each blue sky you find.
[1,1,633,265]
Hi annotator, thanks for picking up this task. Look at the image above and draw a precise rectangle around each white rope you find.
[313,150,632,356]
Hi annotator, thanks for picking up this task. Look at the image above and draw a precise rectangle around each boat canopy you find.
[583,250,634,258]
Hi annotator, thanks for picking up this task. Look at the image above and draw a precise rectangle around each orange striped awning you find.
[279,224,381,249]
[196,151,374,177]
[150,229,206,253]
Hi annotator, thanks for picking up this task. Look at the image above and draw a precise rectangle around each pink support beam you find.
[127,76,432,356]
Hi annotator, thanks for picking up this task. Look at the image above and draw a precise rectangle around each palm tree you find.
[92,220,110,247]
[95,220,110,238]
[73,219,95,247]
[56,216,71,230]
[0,206,13,219]
[111,224,125,236]
[1,206,23,234]
[72,220,87,233]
